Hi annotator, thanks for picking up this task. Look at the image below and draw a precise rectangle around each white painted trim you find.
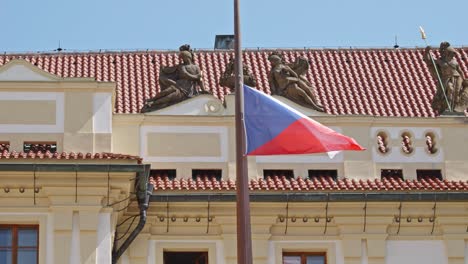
[267,240,275,264]
[46,213,55,264]
[149,239,223,243]
[96,212,112,264]
[0,212,50,215]
[371,127,444,163]
[140,126,229,162]
[372,147,444,163]
[256,153,344,163]
[0,64,54,81]
[147,240,156,264]
[385,240,448,264]
[150,239,223,264]
[93,93,113,133]
[215,240,225,264]
[464,240,468,264]
[269,240,344,264]
[0,92,64,133]
[70,212,81,264]
[361,239,368,264]
[120,253,130,264]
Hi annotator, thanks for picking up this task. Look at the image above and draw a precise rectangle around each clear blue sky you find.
[1,0,467,52]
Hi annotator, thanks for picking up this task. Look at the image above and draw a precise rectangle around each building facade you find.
[0,48,467,264]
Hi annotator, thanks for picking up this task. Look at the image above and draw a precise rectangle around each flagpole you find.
[234,0,253,263]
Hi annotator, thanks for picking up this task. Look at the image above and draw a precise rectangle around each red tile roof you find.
[0,151,142,163]
[2,48,467,117]
[150,175,468,192]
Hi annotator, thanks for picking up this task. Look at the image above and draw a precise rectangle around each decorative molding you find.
[0,59,60,81]
[140,126,228,162]
[0,92,64,133]
[93,92,113,133]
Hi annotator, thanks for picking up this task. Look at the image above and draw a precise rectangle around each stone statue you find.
[141,45,208,113]
[268,53,324,112]
[423,42,468,114]
[219,57,257,91]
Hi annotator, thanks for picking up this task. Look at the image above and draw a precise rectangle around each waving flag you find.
[243,85,365,155]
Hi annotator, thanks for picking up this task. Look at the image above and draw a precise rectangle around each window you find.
[308,170,338,181]
[283,252,326,264]
[0,225,39,264]
[150,169,176,180]
[400,132,413,154]
[192,169,222,181]
[0,142,9,152]
[381,169,403,180]
[417,170,442,181]
[263,169,294,180]
[23,142,57,153]
[164,251,208,264]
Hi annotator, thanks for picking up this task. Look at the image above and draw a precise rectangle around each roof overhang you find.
[150,192,468,203]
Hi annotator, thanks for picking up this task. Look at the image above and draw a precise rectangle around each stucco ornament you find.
[141,44,209,113]
[267,52,324,112]
[423,42,468,114]
[219,56,257,91]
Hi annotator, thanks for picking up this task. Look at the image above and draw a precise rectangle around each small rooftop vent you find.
[214,35,235,50]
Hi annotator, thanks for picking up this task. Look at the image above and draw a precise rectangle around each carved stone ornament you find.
[267,52,324,112]
[219,56,257,91]
[141,44,210,113]
[423,42,468,114]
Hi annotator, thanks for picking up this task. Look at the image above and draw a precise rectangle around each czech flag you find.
[243,85,365,156]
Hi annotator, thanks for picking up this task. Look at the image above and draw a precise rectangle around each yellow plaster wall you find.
[147,132,221,157]
[112,123,141,155]
[0,100,56,124]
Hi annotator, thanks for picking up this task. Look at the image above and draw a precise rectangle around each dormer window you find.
[150,169,176,180]
[263,170,294,180]
[381,169,403,180]
[308,170,338,181]
[23,142,57,153]
[192,169,222,181]
[417,170,442,181]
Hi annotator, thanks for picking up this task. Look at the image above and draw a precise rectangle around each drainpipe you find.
[112,165,152,264]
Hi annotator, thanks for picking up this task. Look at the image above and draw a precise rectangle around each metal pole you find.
[234,0,253,263]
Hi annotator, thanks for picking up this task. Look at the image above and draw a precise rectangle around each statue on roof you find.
[267,52,324,112]
[141,44,209,113]
[423,42,468,114]
[219,56,257,91]
[268,52,325,112]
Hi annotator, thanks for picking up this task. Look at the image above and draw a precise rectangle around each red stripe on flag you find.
[247,118,365,156]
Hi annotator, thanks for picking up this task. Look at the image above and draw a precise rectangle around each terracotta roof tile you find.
[2,47,467,117]
[0,151,142,163]
[150,175,468,192]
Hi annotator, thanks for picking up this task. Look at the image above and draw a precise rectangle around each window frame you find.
[416,169,443,181]
[163,251,209,264]
[308,170,338,181]
[150,169,177,180]
[0,141,10,152]
[23,141,57,153]
[0,224,39,264]
[282,252,327,264]
[281,251,327,264]
[263,169,295,180]
[191,169,222,181]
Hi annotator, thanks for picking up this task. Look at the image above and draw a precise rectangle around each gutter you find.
[112,164,152,264]
[0,163,146,172]
[0,163,153,264]
[150,192,468,203]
